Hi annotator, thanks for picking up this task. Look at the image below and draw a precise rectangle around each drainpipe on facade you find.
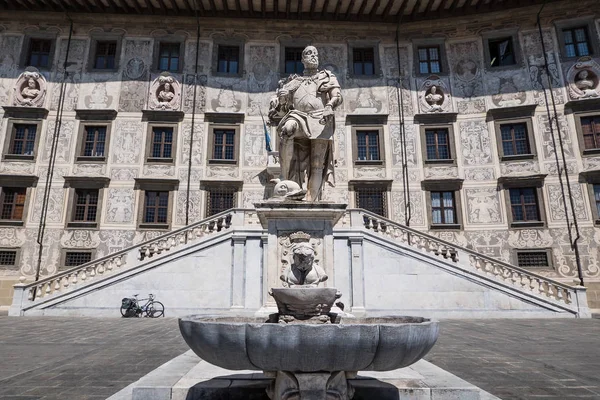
[33,16,74,299]
[536,2,584,287]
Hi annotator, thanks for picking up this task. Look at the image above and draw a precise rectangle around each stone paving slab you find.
[0,317,598,399]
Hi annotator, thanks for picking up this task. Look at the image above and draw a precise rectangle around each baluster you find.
[520,274,529,289]
[97,262,105,275]
[54,279,60,292]
[556,286,564,301]
[484,261,494,274]
[36,285,44,299]
[501,268,512,282]
[566,290,573,304]
[89,267,96,279]
[63,276,70,288]
[546,283,554,298]
[144,247,151,259]
[115,255,123,268]
[80,270,87,282]
[451,250,459,262]
[531,278,541,294]
[493,265,502,278]
[71,273,78,285]
[43,283,50,295]
[208,220,216,232]
[27,288,34,301]
[225,214,232,229]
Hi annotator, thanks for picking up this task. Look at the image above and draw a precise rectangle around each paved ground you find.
[0,317,598,400]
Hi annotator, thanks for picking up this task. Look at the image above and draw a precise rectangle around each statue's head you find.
[430,85,437,93]
[578,70,589,79]
[291,243,315,272]
[302,46,319,70]
[27,78,36,89]
[164,82,171,91]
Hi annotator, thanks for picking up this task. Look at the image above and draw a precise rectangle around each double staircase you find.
[9,208,590,318]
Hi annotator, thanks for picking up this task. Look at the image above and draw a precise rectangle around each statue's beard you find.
[303,60,318,70]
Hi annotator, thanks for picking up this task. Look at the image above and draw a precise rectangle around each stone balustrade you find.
[22,209,246,302]
[349,209,582,311]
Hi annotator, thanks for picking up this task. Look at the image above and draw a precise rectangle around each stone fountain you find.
[178,45,440,400]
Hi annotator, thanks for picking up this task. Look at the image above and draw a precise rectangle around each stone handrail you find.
[346,209,584,312]
[21,209,250,302]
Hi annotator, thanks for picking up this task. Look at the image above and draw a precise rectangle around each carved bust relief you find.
[567,58,600,100]
[13,68,46,107]
[148,73,181,110]
[418,75,451,113]
[278,231,324,288]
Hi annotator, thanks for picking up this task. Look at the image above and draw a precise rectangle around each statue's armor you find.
[292,79,325,112]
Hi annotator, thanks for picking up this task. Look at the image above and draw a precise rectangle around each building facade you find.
[0,0,599,309]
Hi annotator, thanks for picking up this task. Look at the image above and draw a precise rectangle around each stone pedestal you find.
[254,202,347,307]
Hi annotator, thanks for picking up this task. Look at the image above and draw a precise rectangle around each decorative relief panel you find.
[278,231,323,288]
[96,230,136,258]
[148,73,181,110]
[51,71,80,111]
[206,166,239,178]
[432,231,468,247]
[0,35,22,78]
[13,68,47,107]
[335,169,348,183]
[392,169,420,183]
[464,167,495,181]
[465,188,502,224]
[507,229,553,248]
[242,170,268,184]
[0,162,35,174]
[105,188,135,223]
[390,124,417,166]
[21,229,60,277]
[522,29,565,106]
[335,127,347,167]
[583,157,600,171]
[243,124,268,167]
[500,161,540,176]
[119,39,152,112]
[247,45,278,117]
[110,168,139,181]
[178,167,202,183]
[447,40,486,114]
[546,183,588,221]
[175,190,202,225]
[321,187,349,204]
[417,75,452,113]
[242,190,265,207]
[317,45,345,79]
[182,74,207,113]
[143,165,175,177]
[80,74,119,110]
[544,161,577,175]
[30,188,64,223]
[459,121,492,165]
[207,78,245,113]
[485,69,531,108]
[353,166,386,179]
[60,230,100,248]
[42,120,74,163]
[180,122,204,165]
[382,45,410,78]
[183,41,210,74]
[345,78,386,114]
[391,191,424,226]
[465,230,510,262]
[0,228,26,247]
[73,163,107,176]
[112,120,143,164]
[423,166,458,179]
[537,114,573,159]
[387,78,414,117]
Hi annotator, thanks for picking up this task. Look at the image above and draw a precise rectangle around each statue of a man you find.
[269,46,343,201]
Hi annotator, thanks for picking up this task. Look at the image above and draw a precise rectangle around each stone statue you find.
[13,69,46,107]
[425,85,443,112]
[575,70,599,98]
[21,77,40,103]
[280,242,328,287]
[269,45,343,201]
[158,81,175,103]
[148,73,181,110]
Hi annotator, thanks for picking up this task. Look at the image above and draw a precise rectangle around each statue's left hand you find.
[322,104,334,118]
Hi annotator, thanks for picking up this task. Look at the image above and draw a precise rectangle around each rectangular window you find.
[207,187,237,216]
[0,188,26,221]
[356,187,387,217]
[581,116,600,150]
[353,48,375,76]
[151,127,173,159]
[488,37,515,67]
[9,124,37,156]
[418,46,441,74]
[81,126,106,157]
[158,42,180,72]
[285,47,304,74]
[64,251,92,267]
[563,27,591,58]
[72,189,98,222]
[94,41,117,70]
[217,46,240,74]
[0,250,17,266]
[500,123,531,156]
[212,129,236,160]
[356,130,380,161]
[594,185,600,219]
[144,191,169,224]
[517,251,550,268]
[28,39,52,68]
[425,129,451,160]
[509,188,540,222]
[431,191,456,224]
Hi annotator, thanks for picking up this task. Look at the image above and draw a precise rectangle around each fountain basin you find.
[179,316,439,373]
[270,287,340,319]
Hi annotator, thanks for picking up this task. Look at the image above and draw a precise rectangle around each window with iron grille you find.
[285,47,304,74]
[9,124,37,156]
[425,129,451,160]
[150,127,173,159]
[581,116,600,150]
[418,46,441,74]
[563,27,591,58]
[207,187,237,216]
[517,251,550,268]
[158,42,180,72]
[0,250,17,266]
[594,185,600,219]
[353,48,375,76]
[94,41,117,69]
[488,37,515,67]
[509,188,540,222]
[64,251,92,268]
[72,189,98,222]
[0,188,26,220]
[212,129,236,160]
[217,45,240,74]
[356,187,387,217]
[356,130,380,161]
[28,39,52,68]
[430,191,456,225]
[500,123,531,156]
[81,126,106,157]
[144,191,169,224]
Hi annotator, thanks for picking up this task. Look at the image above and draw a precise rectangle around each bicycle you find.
[120,294,165,318]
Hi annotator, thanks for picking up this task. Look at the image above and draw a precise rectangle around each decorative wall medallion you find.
[125,58,146,80]
[13,68,46,107]
[149,73,181,110]
[418,75,451,113]
[566,57,600,100]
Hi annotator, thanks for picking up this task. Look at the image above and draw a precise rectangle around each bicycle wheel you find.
[146,301,164,318]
